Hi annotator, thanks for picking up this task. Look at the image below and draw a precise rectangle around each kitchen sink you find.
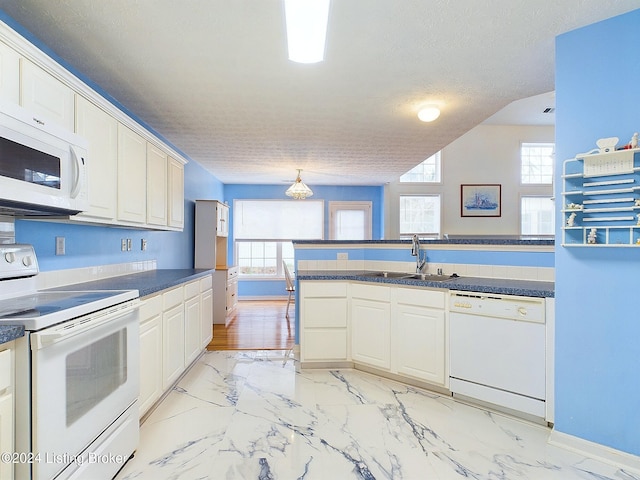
[365,271,410,278]
[365,271,458,281]
[403,273,457,281]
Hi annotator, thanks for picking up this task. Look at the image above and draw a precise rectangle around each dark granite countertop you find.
[294,237,554,246]
[51,269,214,298]
[0,269,213,346]
[0,325,25,345]
[296,270,554,298]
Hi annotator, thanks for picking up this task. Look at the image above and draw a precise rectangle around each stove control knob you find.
[4,252,15,263]
[22,256,33,267]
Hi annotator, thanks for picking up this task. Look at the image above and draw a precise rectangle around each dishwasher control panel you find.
[449,291,545,323]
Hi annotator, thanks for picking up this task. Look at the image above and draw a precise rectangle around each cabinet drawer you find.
[227,267,239,281]
[301,281,347,297]
[140,294,162,320]
[0,349,11,392]
[351,283,390,301]
[200,275,212,291]
[184,280,200,299]
[163,286,184,310]
[397,287,445,309]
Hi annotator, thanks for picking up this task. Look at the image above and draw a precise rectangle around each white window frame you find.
[520,195,555,236]
[521,142,554,185]
[328,201,372,240]
[399,194,441,238]
[399,151,442,184]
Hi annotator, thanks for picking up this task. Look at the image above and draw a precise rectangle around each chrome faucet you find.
[411,234,426,273]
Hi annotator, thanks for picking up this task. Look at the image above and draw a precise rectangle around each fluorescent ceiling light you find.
[284,0,330,63]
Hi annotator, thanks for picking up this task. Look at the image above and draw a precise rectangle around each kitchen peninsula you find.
[294,238,555,423]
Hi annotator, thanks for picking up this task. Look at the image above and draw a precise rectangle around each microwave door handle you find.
[69,145,82,199]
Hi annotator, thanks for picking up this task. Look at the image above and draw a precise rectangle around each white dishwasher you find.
[449,291,546,419]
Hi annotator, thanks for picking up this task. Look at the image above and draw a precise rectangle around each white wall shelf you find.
[562,149,640,247]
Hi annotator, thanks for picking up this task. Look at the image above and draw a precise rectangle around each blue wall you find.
[224,184,385,297]
[555,9,640,456]
[16,160,223,270]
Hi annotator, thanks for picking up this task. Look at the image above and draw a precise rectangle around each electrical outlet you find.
[141,239,147,251]
[337,252,348,260]
[121,239,127,251]
[55,236,65,255]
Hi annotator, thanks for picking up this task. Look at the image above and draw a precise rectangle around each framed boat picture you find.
[460,184,501,217]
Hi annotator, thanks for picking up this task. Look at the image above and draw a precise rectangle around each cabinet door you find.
[146,142,168,226]
[162,304,185,389]
[184,295,201,365]
[216,202,229,237]
[20,59,74,131]
[0,41,19,104]
[200,288,213,348]
[0,393,12,480]
[168,156,184,229]
[351,297,391,369]
[139,313,162,417]
[117,124,147,223]
[396,304,446,385]
[75,95,118,220]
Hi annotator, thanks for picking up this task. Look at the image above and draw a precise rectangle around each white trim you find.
[548,429,640,474]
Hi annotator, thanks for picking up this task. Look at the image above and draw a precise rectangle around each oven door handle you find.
[31,300,142,349]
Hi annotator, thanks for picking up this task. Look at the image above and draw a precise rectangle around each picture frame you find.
[460,184,501,217]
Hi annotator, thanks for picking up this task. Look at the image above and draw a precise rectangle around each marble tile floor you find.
[115,350,639,480]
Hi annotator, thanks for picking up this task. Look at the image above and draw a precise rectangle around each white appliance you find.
[449,291,546,419]
[0,244,140,480]
[0,101,89,216]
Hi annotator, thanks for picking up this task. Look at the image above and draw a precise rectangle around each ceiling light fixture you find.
[286,169,314,199]
[284,0,330,63]
[417,105,441,122]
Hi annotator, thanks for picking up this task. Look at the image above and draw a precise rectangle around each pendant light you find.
[286,169,313,199]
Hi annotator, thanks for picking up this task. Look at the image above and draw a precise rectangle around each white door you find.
[329,201,372,240]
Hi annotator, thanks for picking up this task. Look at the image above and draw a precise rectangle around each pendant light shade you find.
[286,169,313,199]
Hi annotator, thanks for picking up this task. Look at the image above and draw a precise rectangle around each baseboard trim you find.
[548,429,640,473]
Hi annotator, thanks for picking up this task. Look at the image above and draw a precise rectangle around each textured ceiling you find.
[0,1,637,185]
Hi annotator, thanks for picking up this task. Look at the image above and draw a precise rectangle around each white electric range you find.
[0,244,141,480]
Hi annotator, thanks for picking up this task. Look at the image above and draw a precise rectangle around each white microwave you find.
[0,101,88,216]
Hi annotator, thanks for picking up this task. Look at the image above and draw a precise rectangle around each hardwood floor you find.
[207,300,295,350]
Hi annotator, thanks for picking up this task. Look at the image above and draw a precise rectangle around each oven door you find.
[30,300,140,480]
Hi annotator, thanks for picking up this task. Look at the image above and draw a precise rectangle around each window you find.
[234,200,323,277]
[399,195,441,237]
[400,151,441,183]
[521,196,555,235]
[521,143,554,184]
[329,201,372,240]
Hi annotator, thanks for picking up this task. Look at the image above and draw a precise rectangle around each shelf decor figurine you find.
[566,202,582,210]
[636,213,640,226]
[587,228,597,244]
[566,212,577,227]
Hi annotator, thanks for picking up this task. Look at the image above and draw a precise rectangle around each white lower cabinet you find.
[139,295,163,417]
[0,345,14,480]
[300,282,349,362]
[200,276,213,349]
[351,284,391,370]
[300,281,448,389]
[395,288,447,386]
[184,281,202,366]
[139,276,212,418]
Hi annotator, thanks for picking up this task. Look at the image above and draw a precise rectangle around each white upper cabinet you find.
[168,156,184,229]
[117,123,147,224]
[146,142,168,226]
[75,95,118,221]
[0,40,19,104]
[20,59,74,131]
